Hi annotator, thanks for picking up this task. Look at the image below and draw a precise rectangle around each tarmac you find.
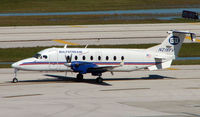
[0,23,200,116]
[0,65,200,117]
[0,23,200,48]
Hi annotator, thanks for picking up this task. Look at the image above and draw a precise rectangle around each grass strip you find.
[0,14,199,26]
[0,0,200,13]
[0,64,11,68]
[0,43,199,62]
[173,60,200,65]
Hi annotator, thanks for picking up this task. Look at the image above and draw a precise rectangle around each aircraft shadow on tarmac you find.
[17,74,174,86]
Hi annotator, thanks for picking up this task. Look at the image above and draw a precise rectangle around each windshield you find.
[33,53,41,59]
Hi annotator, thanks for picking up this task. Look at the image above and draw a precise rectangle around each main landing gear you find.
[95,73,103,83]
[76,73,103,83]
[93,73,103,83]
[96,76,103,83]
[76,73,83,81]
[13,69,19,83]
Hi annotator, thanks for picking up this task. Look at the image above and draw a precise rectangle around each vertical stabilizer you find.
[148,30,196,58]
[147,30,195,71]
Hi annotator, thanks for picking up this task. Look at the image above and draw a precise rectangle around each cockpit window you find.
[34,53,41,59]
[43,55,48,59]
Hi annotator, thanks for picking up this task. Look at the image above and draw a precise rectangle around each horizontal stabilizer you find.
[148,60,172,71]
[185,36,200,42]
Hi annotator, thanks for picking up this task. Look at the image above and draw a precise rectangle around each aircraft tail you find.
[147,30,196,58]
[147,30,195,71]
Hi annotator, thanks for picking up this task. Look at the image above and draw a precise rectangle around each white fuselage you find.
[11,30,195,83]
[12,47,160,72]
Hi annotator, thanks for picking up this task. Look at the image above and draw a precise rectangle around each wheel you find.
[96,77,103,83]
[12,78,18,83]
[76,74,83,81]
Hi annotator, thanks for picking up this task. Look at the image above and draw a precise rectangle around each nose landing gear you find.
[13,78,18,83]
[13,69,19,83]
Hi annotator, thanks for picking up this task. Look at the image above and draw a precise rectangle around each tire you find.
[77,74,83,81]
[12,78,18,83]
[96,77,103,83]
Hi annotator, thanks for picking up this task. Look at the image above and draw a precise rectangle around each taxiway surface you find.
[0,23,200,48]
[0,65,200,117]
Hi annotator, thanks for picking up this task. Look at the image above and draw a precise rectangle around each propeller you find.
[64,54,80,70]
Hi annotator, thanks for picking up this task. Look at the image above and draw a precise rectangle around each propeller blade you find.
[65,55,69,63]
[69,54,72,63]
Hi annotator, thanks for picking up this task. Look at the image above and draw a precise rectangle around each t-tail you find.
[147,30,196,70]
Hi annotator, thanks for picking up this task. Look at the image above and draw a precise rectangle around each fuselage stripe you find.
[20,62,161,66]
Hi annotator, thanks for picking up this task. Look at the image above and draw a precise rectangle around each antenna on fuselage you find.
[85,44,88,48]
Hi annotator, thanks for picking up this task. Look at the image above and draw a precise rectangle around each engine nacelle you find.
[70,61,98,74]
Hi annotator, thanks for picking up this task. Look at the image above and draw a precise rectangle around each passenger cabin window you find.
[43,55,48,59]
[121,56,124,60]
[90,56,93,61]
[106,56,109,61]
[82,56,86,60]
[113,56,117,61]
[98,56,101,61]
[75,56,78,60]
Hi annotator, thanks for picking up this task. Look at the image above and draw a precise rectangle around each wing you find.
[69,61,124,74]
[87,65,118,72]
[87,61,124,73]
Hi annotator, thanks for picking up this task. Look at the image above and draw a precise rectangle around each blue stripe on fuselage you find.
[20,61,161,66]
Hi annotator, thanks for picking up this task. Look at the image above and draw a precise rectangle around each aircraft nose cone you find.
[11,62,19,69]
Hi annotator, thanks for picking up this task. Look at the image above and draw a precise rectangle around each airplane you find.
[11,30,196,83]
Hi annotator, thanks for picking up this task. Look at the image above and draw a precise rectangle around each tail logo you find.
[169,36,180,45]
